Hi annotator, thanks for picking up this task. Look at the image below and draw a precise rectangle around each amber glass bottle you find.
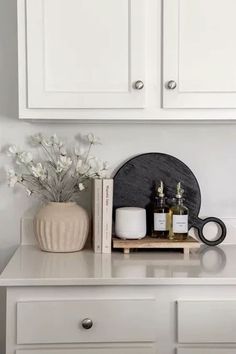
[152,181,169,238]
[170,182,188,241]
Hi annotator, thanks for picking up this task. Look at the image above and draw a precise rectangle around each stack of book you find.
[92,178,114,253]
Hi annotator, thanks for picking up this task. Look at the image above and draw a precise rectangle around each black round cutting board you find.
[113,153,226,246]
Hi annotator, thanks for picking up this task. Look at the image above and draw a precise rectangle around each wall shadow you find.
[0,0,18,120]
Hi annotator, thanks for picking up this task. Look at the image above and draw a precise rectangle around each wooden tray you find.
[112,236,200,255]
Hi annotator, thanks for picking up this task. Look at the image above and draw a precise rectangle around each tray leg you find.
[124,248,130,254]
[184,248,190,257]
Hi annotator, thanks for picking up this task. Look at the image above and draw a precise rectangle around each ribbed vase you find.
[34,202,89,253]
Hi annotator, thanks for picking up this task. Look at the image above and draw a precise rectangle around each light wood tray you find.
[112,236,200,255]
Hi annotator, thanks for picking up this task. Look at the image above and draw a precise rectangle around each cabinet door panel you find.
[25,0,146,108]
[178,300,236,343]
[17,299,157,344]
[163,0,236,108]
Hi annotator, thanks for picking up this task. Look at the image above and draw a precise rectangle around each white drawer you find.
[16,346,155,354]
[17,299,157,344]
[178,349,236,354]
[178,300,236,343]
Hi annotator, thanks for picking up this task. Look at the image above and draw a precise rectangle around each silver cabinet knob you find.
[166,80,177,90]
[81,318,93,330]
[134,80,144,90]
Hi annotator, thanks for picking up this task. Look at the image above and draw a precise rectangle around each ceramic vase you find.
[34,202,89,252]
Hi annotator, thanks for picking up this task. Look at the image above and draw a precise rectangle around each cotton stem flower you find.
[78,183,85,191]
[87,133,101,145]
[6,133,108,203]
[30,133,45,146]
[16,151,33,165]
[74,146,84,157]
[56,156,72,173]
[7,145,19,157]
[7,168,22,188]
[31,163,47,181]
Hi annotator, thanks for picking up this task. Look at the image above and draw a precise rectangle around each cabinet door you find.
[163,0,236,108]
[17,299,157,344]
[178,300,236,343]
[178,350,236,354]
[21,0,146,109]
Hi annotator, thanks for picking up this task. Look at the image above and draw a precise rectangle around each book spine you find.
[92,179,103,253]
[102,179,114,254]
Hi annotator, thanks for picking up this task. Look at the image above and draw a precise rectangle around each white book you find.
[92,179,103,253]
[102,179,114,254]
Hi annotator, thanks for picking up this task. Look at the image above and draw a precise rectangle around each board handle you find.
[195,217,227,246]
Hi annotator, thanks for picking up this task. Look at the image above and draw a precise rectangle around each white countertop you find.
[0,245,236,286]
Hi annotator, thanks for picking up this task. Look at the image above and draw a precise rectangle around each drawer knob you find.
[134,80,144,90]
[166,80,177,90]
[81,318,93,330]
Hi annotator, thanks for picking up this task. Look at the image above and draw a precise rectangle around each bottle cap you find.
[176,182,184,199]
[156,180,165,198]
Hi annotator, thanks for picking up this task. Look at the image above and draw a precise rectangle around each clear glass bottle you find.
[170,182,188,241]
[152,181,169,238]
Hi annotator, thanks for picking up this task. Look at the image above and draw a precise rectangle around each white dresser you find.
[0,245,236,354]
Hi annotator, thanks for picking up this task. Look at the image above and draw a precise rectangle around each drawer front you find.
[17,299,157,344]
[178,300,236,343]
[178,349,236,354]
[16,346,155,354]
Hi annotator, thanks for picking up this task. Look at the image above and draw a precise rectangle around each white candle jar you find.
[115,207,147,239]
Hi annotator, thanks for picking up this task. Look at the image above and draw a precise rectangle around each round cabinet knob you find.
[134,80,144,90]
[81,318,93,330]
[166,80,177,90]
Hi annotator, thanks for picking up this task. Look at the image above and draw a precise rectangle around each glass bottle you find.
[170,182,188,241]
[152,181,169,238]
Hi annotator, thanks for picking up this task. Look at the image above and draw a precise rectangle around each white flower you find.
[56,156,72,173]
[8,145,19,156]
[75,160,90,175]
[88,158,108,178]
[31,163,47,180]
[87,133,101,145]
[16,151,33,165]
[74,146,84,157]
[31,133,45,145]
[78,183,85,191]
[51,134,64,148]
[43,137,53,147]
[6,132,108,202]
[7,168,21,188]
[59,146,67,156]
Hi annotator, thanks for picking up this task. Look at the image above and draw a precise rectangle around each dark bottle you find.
[170,182,188,241]
[152,181,170,238]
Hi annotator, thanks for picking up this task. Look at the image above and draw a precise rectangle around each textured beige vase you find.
[34,202,89,253]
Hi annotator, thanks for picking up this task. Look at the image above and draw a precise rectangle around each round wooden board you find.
[113,153,201,231]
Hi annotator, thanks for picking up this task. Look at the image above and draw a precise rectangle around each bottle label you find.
[154,213,168,231]
[173,215,188,233]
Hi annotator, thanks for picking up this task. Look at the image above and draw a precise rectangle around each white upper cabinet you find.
[163,0,236,108]
[18,0,146,113]
[17,0,236,120]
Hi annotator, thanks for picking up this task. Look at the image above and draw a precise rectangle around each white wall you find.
[1,0,236,272]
